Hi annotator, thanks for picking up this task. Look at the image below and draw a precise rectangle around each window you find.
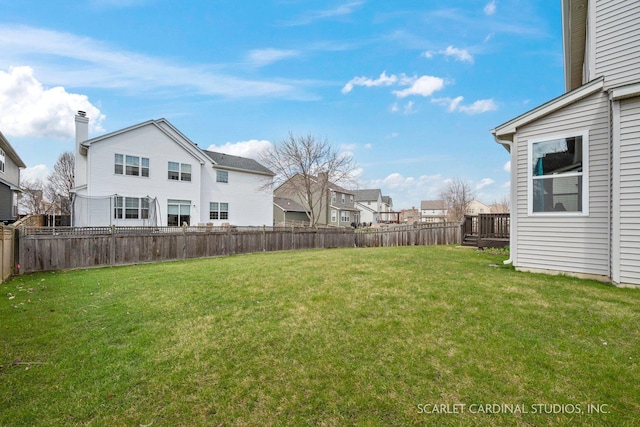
[113,196,151,220]
[125,197,140,219]
[331,210,337,222]
[350,195,354,203]
[209,202,229,220]
[341,194,345,204]
[331,192,336,203]
[529,132,588,215]
[168,199,191,226]
[341,211,350,222]
[216,170,229,183]
[114,196,123,219]
[168,162,191,181]
[0,149,5,173]
[114,153,149,177]
[114,154,123,174]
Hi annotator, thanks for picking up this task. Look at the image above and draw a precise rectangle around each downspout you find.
[493,134,514,265]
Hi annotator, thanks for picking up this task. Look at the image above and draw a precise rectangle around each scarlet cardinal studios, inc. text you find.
[417,403,610,415]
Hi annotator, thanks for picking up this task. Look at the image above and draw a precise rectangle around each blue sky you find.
[0,0,564,209]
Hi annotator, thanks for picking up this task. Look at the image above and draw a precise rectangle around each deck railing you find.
[462,213,510,248]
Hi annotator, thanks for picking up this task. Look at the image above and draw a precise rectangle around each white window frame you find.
[0,148,5,173]
[216,170,229,183]
[340,210,350,222]
[168,161,191,182]
[341,194,345,204]
[331,209,337,223]
[209,202,229,220]
[527,130,589,216]
[167,199,191,226]
[115,153,149,177]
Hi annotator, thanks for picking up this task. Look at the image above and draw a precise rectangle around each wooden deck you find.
[461,213,510,249]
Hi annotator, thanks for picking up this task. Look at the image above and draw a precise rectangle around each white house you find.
[72,112,274,227]
[465,199,490,216]
[0,131,26,223]
[420,200,447,223]
[354,189,382,224]
[491,0,640,286]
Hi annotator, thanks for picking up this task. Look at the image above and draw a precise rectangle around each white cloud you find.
[423,46,474,63]
[393,75,445,98]
[0,25,301,99]
[0,66,105,139]
[206,139,273,159]
[364,143,372,149]
[432,96,497,115]
[247,48,300,67]
[342,71,397,94]
[341,143,358,151]
[282,1,365,26]
[361,172,446,208]
[475,178,495,190]
[20,164,50,182]
[390,103,399,112]
[503,160,511,173]
[458,99,497,114]
[404,101,416,114]
[484,0,497,16]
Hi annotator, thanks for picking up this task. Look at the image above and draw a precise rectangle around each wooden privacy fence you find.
[14,223,461,275]
[1,225,13,283]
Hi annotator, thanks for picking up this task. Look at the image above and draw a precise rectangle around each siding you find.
[0,183,11,220]
[595,0,640,89]
[514,90,610,276]
[618,96,640,285]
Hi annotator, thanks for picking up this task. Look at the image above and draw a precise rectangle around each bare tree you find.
[489,195,511,213]
[19,178,47,215]
[440,177,475,222]
[261,133,357,226]
[45,152,75,215]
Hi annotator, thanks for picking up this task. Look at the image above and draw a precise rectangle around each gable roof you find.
[421,200,446,210]
[273,196,308,213]
[82,118,210,164]
[203,150,274,176]
[0,131,26,168]
[491,77,605,145]
[382,195,392,206]
[353,189,382,202]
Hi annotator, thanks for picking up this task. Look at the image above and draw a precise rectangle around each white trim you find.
[611,100,621,284]
[610,83,640,101]
[586,0,596,83]
[492,78,604,137]
[527,130,590,217]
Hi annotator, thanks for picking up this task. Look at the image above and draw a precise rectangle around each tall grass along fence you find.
[1,225,13,283]
[13,223,460,275]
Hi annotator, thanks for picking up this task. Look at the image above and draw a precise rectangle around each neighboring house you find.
[465,199,490,216]
[0,131,26,223]
[491,0,640,286]
[380,195,394,222]
[400,207,420,224]
[273,196,310,226]
[274,173,359,227]
[354,189,382,224]
[420,200,447,223]
[72,112,274,227]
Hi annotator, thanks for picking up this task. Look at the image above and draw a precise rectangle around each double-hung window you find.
[341,211,350,222]
[216,170,228,183]
[167,199,191,226]
[113,196,150,220]
[114,153,149,177]
[0,149,5,173]
[209,202,229,220]
[168,162,192,181]
[529,132,588,215]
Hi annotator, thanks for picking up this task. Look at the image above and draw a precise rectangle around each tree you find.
[261,133,357,226]
[440,177,475,222]
[489,195,511,213]
[19,178,47,215]
[45,152,75,215]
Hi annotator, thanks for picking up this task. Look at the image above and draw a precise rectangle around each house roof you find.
[0,131,26,168]
[382,195,392,205]
[420,200,446,210]
[204,150,274,176]
[273,196,308,213]
[353,189,382,202]
[491,77,605,148]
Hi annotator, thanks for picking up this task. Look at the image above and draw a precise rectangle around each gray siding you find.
[595,0,640,89]
[514,91,610,276]
[618,96,640,285]
[0,183,12,221]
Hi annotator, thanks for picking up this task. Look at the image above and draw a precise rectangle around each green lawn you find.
[1,246,639,426]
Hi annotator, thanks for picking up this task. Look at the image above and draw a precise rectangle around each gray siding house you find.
[0,131,26,223]
[491,0,640,286]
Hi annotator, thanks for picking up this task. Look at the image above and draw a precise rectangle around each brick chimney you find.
[74,111,89,189]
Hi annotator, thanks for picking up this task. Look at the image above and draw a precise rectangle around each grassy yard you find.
[1,245,639,426]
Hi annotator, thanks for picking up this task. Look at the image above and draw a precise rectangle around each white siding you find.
[513,91,610,276]
[617,96,640,285]
[595,0,640,89]
[84,124,202,226]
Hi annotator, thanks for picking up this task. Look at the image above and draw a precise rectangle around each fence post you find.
[110,225,116,266]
